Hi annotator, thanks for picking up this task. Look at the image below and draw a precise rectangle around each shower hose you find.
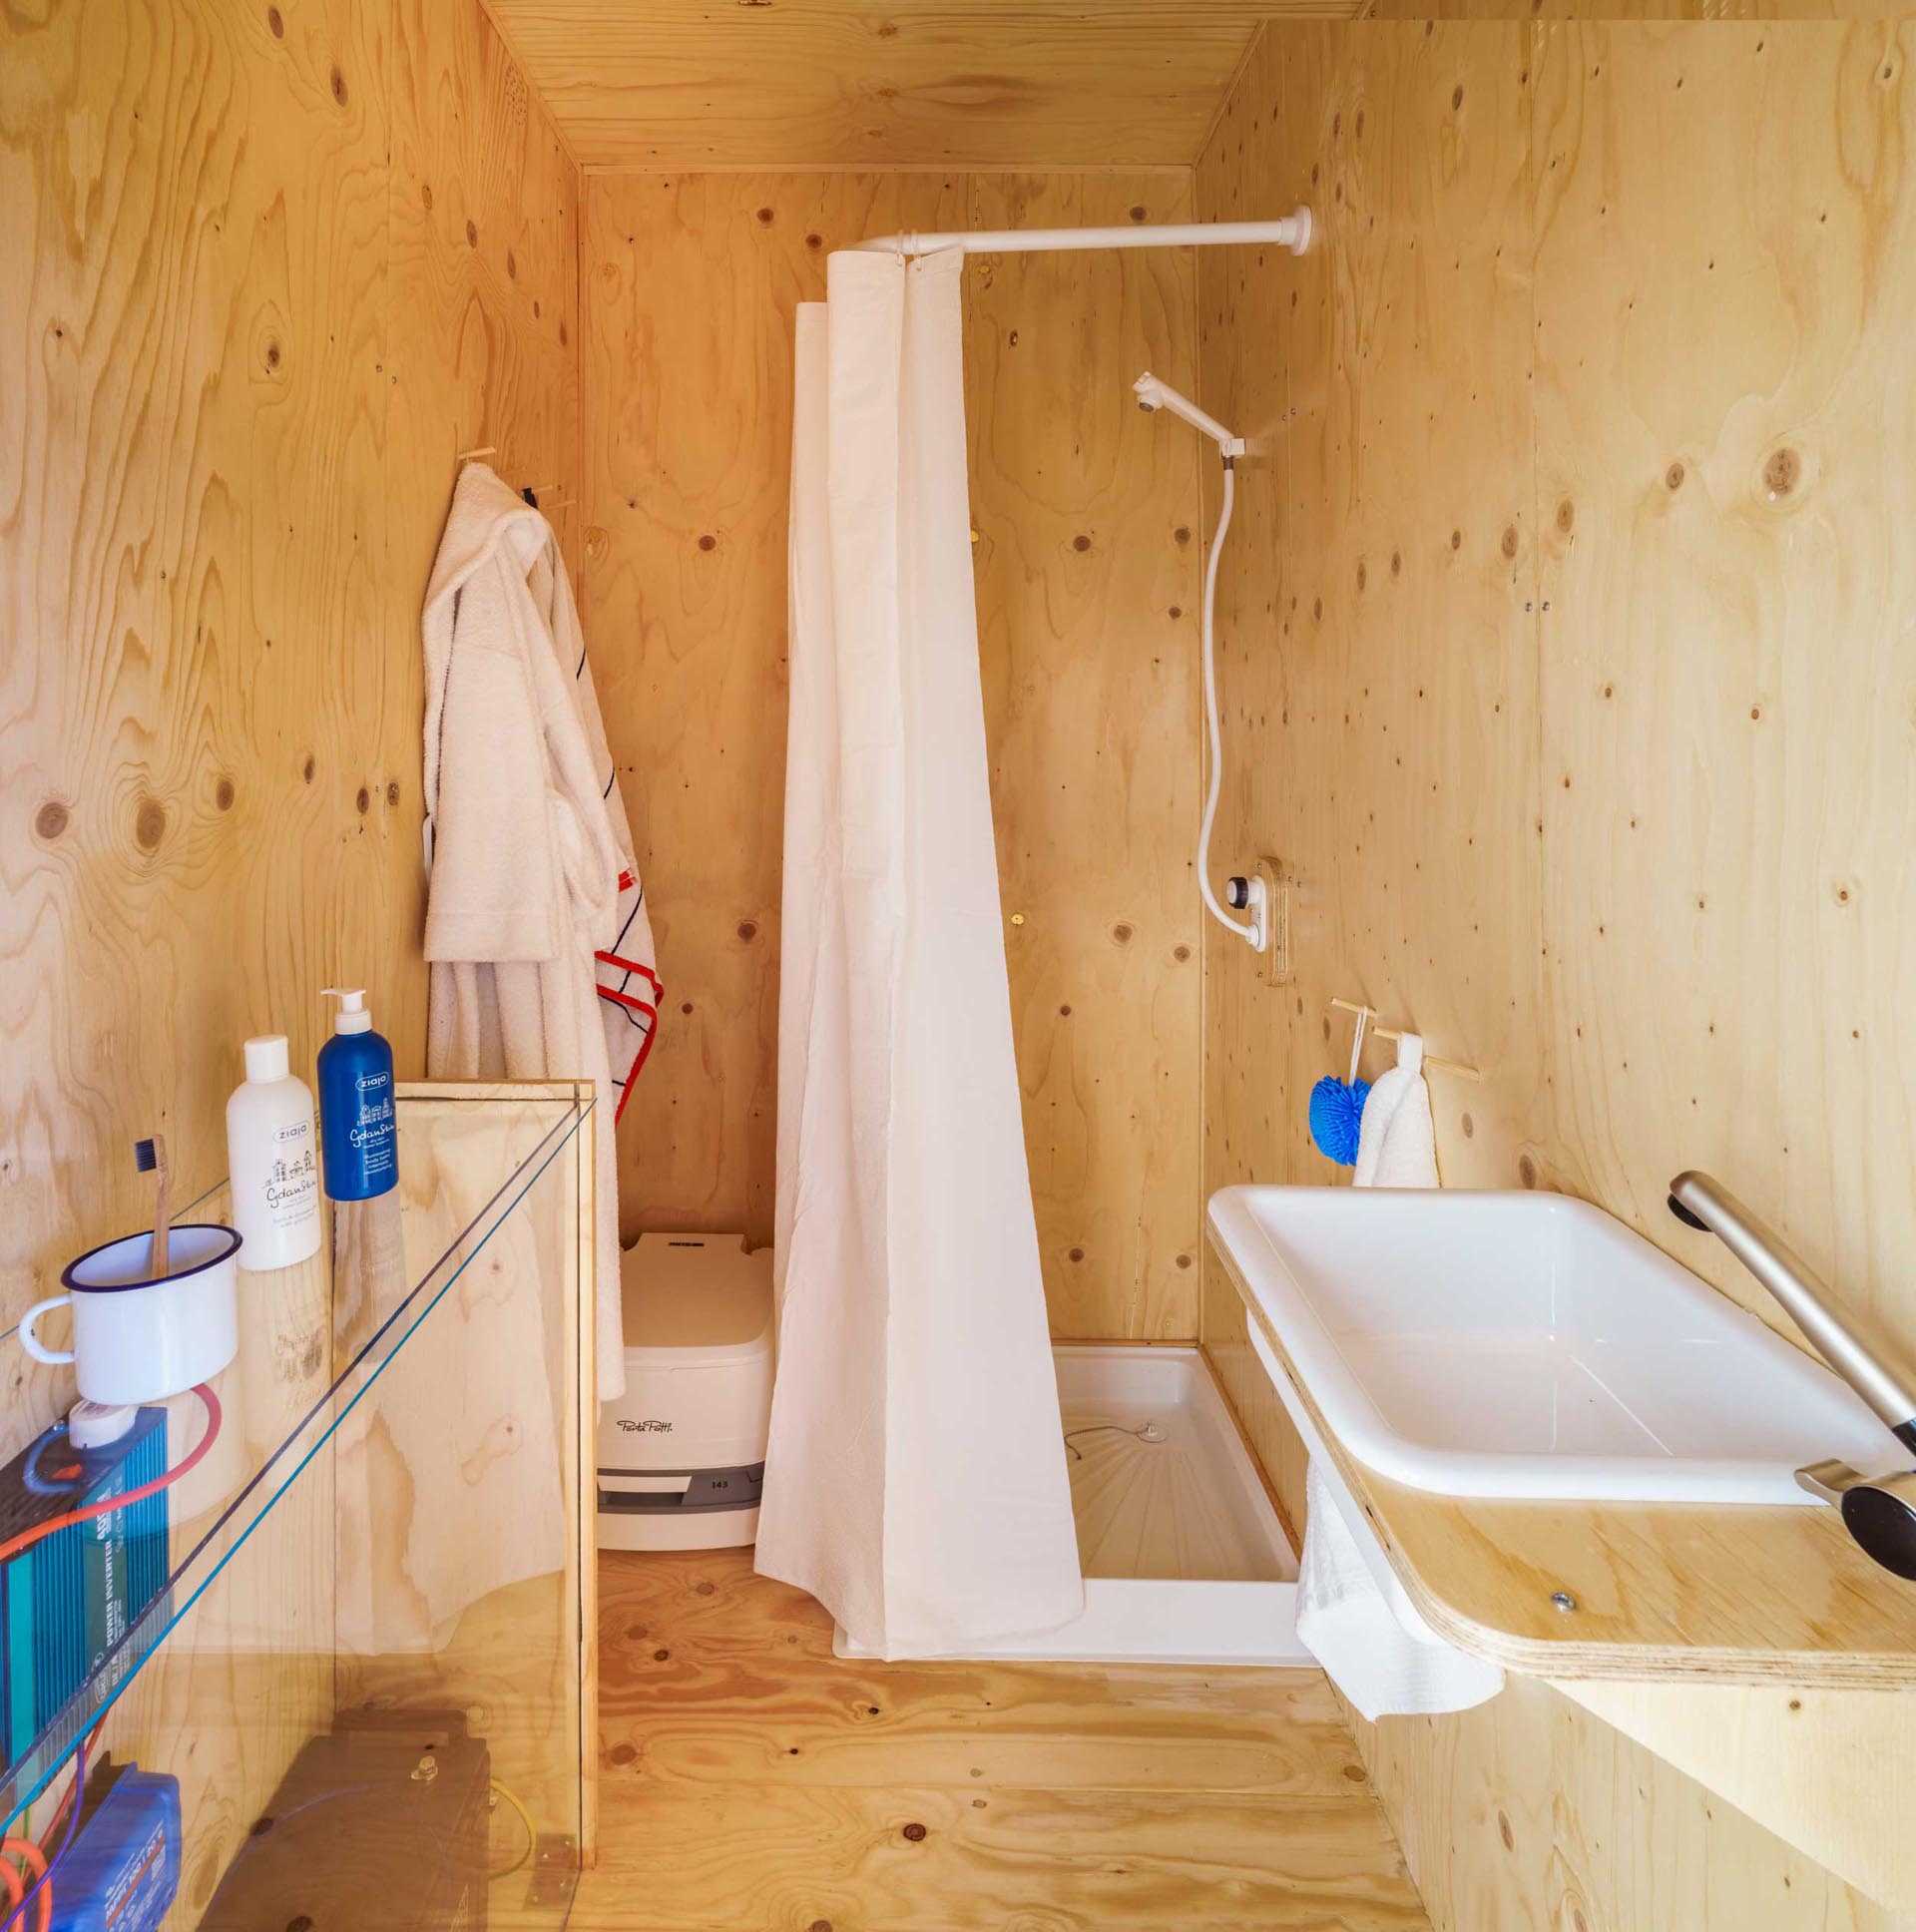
[1198,459,1257,947]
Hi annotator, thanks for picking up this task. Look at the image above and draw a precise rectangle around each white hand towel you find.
[1352,1032,1439,1189]
[1293,1027,1501,1716]
[1294,1463,1506,1722]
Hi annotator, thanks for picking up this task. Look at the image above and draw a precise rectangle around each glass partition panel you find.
[0,1084,592,1931]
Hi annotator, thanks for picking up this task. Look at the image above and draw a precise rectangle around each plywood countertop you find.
[1216,1245,1916,1690]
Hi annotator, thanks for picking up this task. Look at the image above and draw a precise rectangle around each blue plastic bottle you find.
[316,987,397,1201]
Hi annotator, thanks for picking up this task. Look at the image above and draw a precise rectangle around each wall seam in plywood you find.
[476,0,585,176]
[1192,23,1270,174]
[577,162,1201,181]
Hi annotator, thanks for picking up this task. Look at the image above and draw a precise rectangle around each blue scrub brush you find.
[1309,1075,1370,1166]
[1308,1005,1371,1168]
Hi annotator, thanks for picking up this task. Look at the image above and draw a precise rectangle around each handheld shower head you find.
[1133,372,1244,459]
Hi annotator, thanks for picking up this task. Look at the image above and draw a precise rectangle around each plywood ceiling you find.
[482,1,1359,170]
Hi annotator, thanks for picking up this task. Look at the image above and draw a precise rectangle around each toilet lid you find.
[620,1231,772,1361]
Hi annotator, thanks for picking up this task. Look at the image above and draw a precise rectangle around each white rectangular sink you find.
[1207,1185,1891,1506]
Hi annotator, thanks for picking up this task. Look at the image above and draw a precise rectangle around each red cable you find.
[0,1385,223,1568]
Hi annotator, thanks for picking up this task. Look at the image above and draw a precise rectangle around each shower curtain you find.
[756,247,1084,1659]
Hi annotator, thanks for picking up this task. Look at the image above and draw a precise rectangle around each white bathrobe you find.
[421,463,658,1401]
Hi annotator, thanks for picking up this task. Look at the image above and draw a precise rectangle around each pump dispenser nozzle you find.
[321,987,372,1035]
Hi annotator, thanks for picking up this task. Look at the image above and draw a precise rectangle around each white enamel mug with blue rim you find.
[23,1224,241,1405]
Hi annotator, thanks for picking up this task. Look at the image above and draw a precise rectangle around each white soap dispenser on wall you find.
[226,1033,322,1270]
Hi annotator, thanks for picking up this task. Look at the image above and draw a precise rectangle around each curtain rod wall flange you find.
[851,208,1312,259]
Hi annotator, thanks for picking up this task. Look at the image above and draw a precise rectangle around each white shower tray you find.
[834,1344,1309,1666]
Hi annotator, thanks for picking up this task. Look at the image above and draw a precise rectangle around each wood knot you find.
[736,919,758,941]
[1500,523,1519,559]
[506,250,517,279]
[34,800,69,841]
[1452,84,1465,109]
[1665,460,1684,491]
[135,797,167,851]
[1762,445,1801,500]
[1111,922,1133,943]
[421,183,433,211]
[1068,1246,1085,1263]
[387,780,400,805]
[1390,551,1401,577]
[1169,605,1182,620]
[355,785,370,814]
[267,5,283,35]
[1555,498,1575,533]
[1173,943,1191,961]
[1516,1155,1538,1191]
[805,233,822,250]
[465,219,478,247]
[1072,534,1091,552]
[329,65,347,105]
[1497,1809,1515,1850]
[698,533,718,551]
[1449,528,1462,550]
[1356,560,1368,591]
[1058,1003,1072,1016]
[1312,597,1323,621]
[1461,1112,1475,1139]
[755,207,774,226]
[1173,526,1191,545]
[901,1822,927,1843]
[1129,205,1147,222]
[302,754,316,783]
[1175,1252,1193,1269]
[216,777,236,811]
[608,1741,638,1765]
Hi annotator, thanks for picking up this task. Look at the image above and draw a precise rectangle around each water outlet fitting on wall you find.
[1223,861,1293,985]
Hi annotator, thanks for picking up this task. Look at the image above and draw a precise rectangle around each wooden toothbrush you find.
[135,1134,172,1278]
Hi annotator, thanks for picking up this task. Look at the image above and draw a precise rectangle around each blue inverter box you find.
[47,1767,182,1932]
[0,1411,170,1764]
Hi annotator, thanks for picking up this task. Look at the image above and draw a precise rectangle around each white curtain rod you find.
[852,208,1311,259]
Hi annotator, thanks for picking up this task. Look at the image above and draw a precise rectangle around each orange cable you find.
[2,1838,49,1932]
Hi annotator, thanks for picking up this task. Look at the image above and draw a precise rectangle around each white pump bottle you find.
[226,1034,322,1269]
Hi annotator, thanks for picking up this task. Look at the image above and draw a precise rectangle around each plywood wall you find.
[1195,17,1915,1929]
[0,0,581,1450]
[584,171,1205,1339]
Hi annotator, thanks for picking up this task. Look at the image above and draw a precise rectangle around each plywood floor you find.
[572,1549,1431,1931]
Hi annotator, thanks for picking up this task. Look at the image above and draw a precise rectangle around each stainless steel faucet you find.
[1669,1171,1916,1581]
